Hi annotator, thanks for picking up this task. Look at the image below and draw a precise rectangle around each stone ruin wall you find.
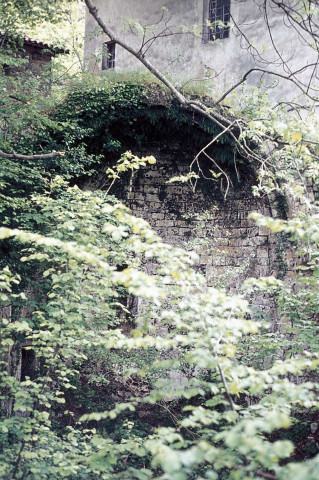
[97,140,297,320]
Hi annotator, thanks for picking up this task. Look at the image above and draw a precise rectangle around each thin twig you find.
[217,365,236,411]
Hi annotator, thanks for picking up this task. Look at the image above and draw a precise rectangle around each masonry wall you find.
[92,140,289,318]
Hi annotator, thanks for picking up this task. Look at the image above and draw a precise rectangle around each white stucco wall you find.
[84,0,317,103]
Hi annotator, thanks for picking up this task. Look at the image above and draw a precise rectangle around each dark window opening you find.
[209,0,231,40]
[102,41,116,70]
[21,348,36,381]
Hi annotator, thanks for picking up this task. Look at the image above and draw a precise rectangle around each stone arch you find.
[64,84,284,314]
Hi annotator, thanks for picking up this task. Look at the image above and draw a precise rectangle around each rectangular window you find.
[209,0,231,40]
[102,41,115,70]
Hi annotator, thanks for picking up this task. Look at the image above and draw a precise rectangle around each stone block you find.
[257,247,269,258]
[156,220,175,227]
[165,185,185,195]
[199,255,211,264]
[145,194,159,202]
[152,213,165,220]
[144,170,159,178]
[256,257,270,266]
[149,202,162,209]
[143,186,159,194]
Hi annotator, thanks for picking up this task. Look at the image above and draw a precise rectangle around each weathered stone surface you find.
[106,143,283,298]
[87,137,294,321]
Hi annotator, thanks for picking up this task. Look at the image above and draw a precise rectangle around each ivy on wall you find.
[49,82,239,168]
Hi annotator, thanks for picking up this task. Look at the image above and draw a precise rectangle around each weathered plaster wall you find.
[84,0,316,102]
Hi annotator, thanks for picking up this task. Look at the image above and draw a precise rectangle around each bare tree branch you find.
[217,365,236,411]
[84,0,318,201]
[214,64,319,106]
[0,150,64,160]
[227,0,319,102]
[84,0,235,130]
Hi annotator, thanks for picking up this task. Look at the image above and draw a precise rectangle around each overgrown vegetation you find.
[0,1,319,479]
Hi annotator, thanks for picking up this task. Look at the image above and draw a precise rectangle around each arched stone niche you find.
[83,88,287,318]
[92,147,282,320]
[117,141,277,289]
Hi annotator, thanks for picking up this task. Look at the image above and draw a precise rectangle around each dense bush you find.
[0,172,318,479]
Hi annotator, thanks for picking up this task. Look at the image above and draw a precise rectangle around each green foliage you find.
[0,8,319,478]
[0,66,99,234]
[105,150,156,194]
[50,80,238,167]
[0,176,319,479]
[230,86,319,203]
[0,0,75,31]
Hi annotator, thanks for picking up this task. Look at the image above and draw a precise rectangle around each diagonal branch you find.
[84,0,317,201]
[84,0,233,129]
[217,364,236,411]
[85,0,186,106]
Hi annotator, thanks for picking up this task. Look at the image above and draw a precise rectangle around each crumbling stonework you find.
[129,151,272,282]
[93,140,291,318]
